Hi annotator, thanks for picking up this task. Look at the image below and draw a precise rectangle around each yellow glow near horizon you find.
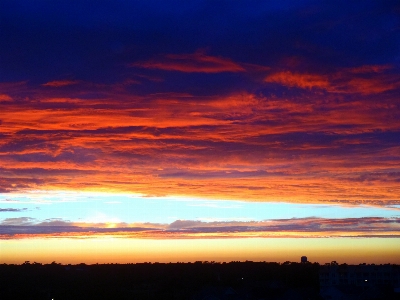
[1,237,399,265]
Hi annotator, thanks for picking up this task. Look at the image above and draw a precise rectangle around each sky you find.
[0,0,400,264]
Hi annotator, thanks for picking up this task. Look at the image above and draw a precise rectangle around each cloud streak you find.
[42,80,81,87]
[131,51,245,73]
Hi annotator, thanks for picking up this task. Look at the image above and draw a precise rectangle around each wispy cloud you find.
[0,208,28,212]
[1,217,36,226]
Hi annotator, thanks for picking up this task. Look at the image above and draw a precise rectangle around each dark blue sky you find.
[1,0,399,85]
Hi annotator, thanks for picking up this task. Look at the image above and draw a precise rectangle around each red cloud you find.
[344,77,399,94]
[347,65,392,74]
[0,94,12,102]
[42,80,80,87]
[131,51,245,73]
[265,64,400,95]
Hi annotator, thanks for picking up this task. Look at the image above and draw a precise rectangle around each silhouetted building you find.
[301,256,308,263]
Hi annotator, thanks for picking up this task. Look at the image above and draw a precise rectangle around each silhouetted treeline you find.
[0,261,321,300]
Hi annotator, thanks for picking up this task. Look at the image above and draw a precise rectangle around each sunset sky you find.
[1,0,400,264]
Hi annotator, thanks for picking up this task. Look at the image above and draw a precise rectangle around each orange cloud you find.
[265,71,330,89]
[131,51,245,73]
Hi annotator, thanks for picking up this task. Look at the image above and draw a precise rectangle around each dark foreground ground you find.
[0,261,398,300]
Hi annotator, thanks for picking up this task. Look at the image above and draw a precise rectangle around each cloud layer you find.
[1,79,399,203]
[1,217,399,239]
